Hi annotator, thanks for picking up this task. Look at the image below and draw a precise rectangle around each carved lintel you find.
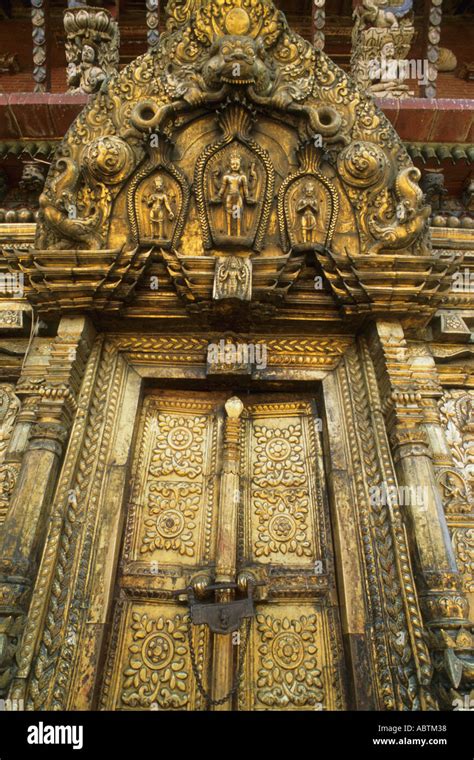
[206,338,254,375]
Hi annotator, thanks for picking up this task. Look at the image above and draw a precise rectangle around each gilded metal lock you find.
[186,582,255,634]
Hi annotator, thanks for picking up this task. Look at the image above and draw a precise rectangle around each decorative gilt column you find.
[212,396,243,709]
[0,316,95,697]
[367,320,474,706]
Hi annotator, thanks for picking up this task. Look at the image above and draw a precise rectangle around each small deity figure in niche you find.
[213,153,255,237]
[142,177,175,239]
[295,182,319,243]
[214,255,251,300]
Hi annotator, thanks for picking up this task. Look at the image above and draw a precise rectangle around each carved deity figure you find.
[142,177,175,239]
[440,472,469,513]
[351,0,415,99]
[68,44,107,94]
[64,6,119,95]
[213,255,251,300]
[214,154,255,237]
[295,182,319,244]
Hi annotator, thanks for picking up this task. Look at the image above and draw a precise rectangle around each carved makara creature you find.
[368,167,431,254]
[38,158,107,249]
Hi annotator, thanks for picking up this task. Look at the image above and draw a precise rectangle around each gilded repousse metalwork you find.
[1,0,473,716]
[8,0,455,326]
[99,391,347,710]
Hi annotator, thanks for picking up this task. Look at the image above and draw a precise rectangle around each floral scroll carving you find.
[451,529,474,593]
[438,391,474,514]
[0,385,20,526]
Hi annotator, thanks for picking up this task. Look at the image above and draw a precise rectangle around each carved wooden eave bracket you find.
[316,246,465,327]
[3,0,443,327]
[2,245,154,316]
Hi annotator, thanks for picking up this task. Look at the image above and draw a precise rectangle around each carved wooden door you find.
[100,390,347,710]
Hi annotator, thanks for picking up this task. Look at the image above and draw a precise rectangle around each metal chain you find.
[186,616,251,708]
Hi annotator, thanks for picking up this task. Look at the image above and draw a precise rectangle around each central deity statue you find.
[213,153,255,238]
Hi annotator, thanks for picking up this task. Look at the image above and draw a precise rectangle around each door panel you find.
[238,401,346,710]
[104,601,211,710]
[101,392,222,710]
[100,390,347,710]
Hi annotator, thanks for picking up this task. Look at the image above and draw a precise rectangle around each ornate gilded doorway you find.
[99,389,348,711]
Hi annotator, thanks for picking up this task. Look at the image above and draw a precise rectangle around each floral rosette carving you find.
[149,414,206,479]
[82,136,135,186]
[253,424,305,487]
[142,483,201,556]
[121,612,189,709]
[256,613,324,707]
[254,490,311,557]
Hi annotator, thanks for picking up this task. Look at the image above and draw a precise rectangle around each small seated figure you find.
[68,44,107,94]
